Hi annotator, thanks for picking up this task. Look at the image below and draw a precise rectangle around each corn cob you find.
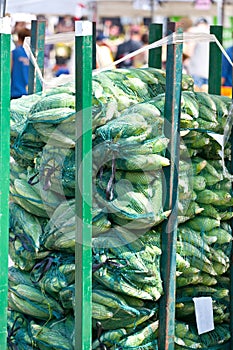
[30,322,74,350]
[181,91,199,118]
[199,203,221,220]
[92,328,127,349]
[29,92,75,114]
[9,284,64,320]
[59,285,74,310]
[28,107,75,124]
[117,320,159,348]
[207,246,229,265]
[92,289,140,317]
[176,241,211,265]
[34,122,75,147]
[186,216,220,232]
[185,255,217,276]
[212,261,229,275]
[178,227,210,253]
[92,302,114,320]
[93,269,154,300]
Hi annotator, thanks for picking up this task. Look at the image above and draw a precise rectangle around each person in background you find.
[11,27,31,99]
[133,32,149,68]
[96,33,115,69]
[175,17,193,73]
[11,20,28,43]
[104,23,124,59]
[52,16,74,77]
[115,25,143,68]
[183,17,210,91]
[221,40,233,87]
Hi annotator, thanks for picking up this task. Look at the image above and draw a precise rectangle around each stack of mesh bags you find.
[8,64,233,349]
[8,67,194,350]
[173,92,233,349]
[91,91,233,349]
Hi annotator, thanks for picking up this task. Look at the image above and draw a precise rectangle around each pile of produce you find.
[7,66,233,349]
[175,93,232,348]
[91,89,233,348]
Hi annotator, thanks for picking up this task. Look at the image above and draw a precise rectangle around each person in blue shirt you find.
[221,43,233,87]
[11,27,31,99]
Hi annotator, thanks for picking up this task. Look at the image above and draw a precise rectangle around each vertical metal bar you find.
[0,16,11,350]
[2,0,5,16]
[217,0,224,25]
[148,23,163,68]
[158,23,183,350]
[208,25,223,95]
[75,20,92,350]
[230,77,233,350]
[231,242,233,350]
[92,21,96,69]
[150,0,155,23]
[28,19,45,94]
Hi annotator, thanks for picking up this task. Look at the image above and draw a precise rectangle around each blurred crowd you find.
[96,23,149,69]
[9,14,232,98]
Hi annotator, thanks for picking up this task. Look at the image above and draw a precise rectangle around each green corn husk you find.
[186,216,220,232]
[9,202,44,253]
[8,284,65,320]
[30,314,74,350]
[92,328,127,349]
[7,312,35,349]
[30,254,75,295]
[59,285,74,310]
[117,320,159,348]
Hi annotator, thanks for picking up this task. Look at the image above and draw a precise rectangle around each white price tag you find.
[193,297,214,335]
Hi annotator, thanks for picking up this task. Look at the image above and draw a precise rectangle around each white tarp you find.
[5,0,87,16]
[5,0,233,19]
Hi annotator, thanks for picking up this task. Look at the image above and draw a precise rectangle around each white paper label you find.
[193,297,214,335]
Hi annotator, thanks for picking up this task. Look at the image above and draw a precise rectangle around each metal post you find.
[216,0,224,25]
[0,0,6,17]
[208,25,223,95]
[150,0,155,23]
[75,20,93,350]
[92,21,96,69]
[28,19,45,94]
[230,70,233,350]
[148,23,163,69]
[158,23,183,350]
[0,16,11,350]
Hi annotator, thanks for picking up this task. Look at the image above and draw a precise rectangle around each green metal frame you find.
[208,25,223,95]
[75,20,93,350]
[0,17,11,350]
[28,19,45,94]
[230,150,233,350]
[230,62,233,350]
[158,23,183,350]
[209,24,232,349]
[148,23,163,69]
[0,12,230,349]
[92,21,96,69]
[209,27,233,347]
[147,21,232,348]
[72,19,232,349]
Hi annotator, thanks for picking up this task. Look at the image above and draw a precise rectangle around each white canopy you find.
[5,0,83,16]
[4,0,233,22]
